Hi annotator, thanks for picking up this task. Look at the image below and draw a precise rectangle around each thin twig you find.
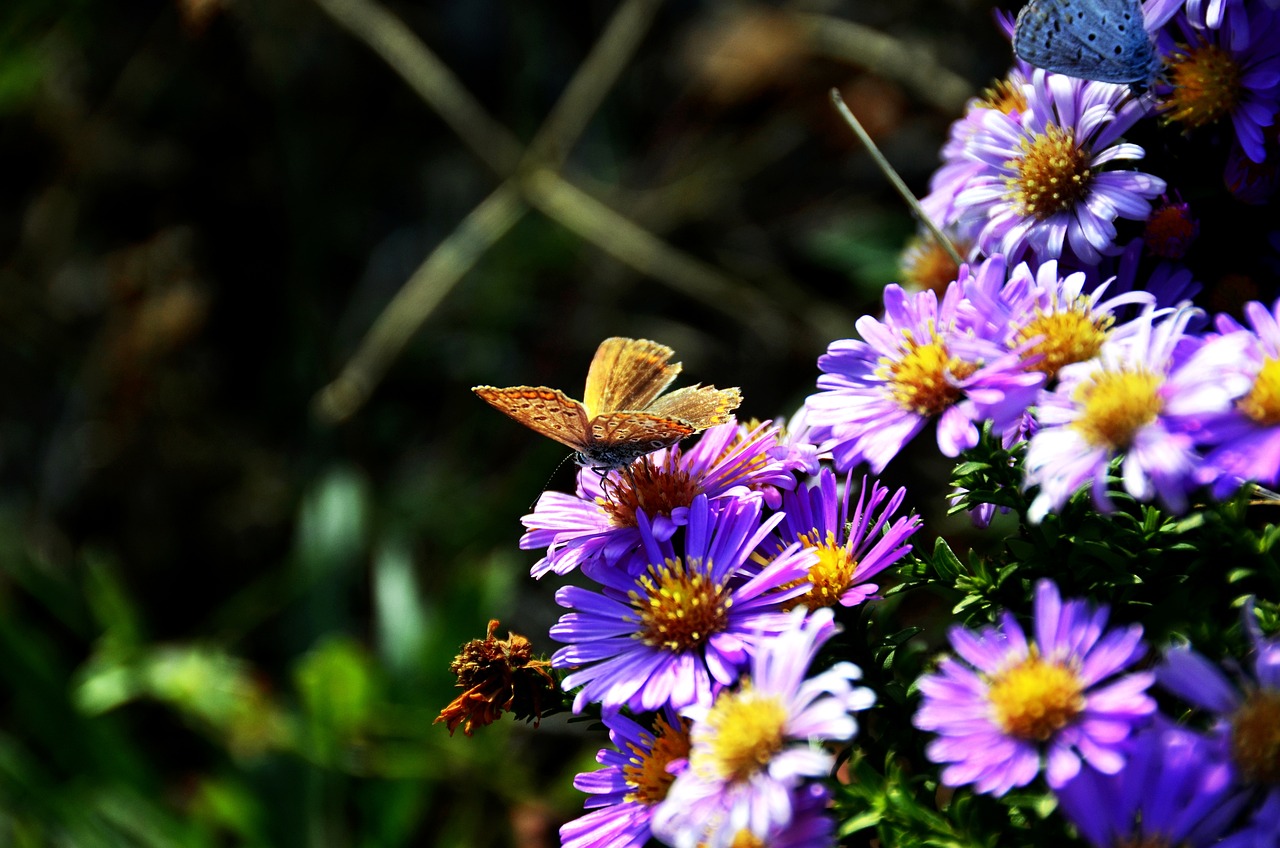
[793,13,974,115]
[526,0,666,168]
[830,89,964,268]
[313,183,527,424]
[311,0,524,176]
[520,168,787,342]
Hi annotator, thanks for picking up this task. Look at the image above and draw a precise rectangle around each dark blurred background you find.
[0,0,1008,844]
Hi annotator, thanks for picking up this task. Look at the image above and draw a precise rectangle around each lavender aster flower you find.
[913,580,1156,796]
[651,606,873,848]
[560,709,691,848]
[1197,298,1280,497]
[1158,3,1280,165]
[1219,792,1280,848]
[521,419,803,578]
[762,468,920,610]
[951,69,1165,265]
[1024,305,1242,522]
[1056,720,1245,848]
[966,257,1156,384]
[550,494,815,713]
[1158,601,1280,827]
[806,274,1037,474]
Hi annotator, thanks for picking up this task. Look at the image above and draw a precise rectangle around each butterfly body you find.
[1013,0,1158,85]
[473,338,742,470]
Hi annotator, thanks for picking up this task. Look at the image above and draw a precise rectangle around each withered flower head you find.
[435,619,557,737]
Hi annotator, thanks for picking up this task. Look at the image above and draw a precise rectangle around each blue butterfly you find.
[1013,0,1159,85]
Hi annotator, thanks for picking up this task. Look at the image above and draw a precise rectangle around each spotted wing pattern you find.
[580,411,696,469]
[471,386,592,453]
[474,338,744,470]
[1013,0,1154,85]
[582,337,681,418]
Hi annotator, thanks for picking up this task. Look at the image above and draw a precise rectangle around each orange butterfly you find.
[473,337,742,470]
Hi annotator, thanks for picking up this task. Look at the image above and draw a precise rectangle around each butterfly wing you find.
[1013,0,1154,84]
[578,411,696,469]
[582,337,682,417]
[472,385,592,453]
[642,384,743,430]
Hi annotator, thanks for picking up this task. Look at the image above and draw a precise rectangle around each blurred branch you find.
[830,90,964,267]
[791,12,974,114]
[526,0,665,168]
[312,183,527,425]
[521,168,787,342]
[311,0,813,422]
[311,0,524,176]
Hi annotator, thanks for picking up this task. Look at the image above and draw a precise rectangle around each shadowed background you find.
[0,0,1009,844]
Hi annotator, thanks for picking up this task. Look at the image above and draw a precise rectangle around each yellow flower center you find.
[979,78,1029,115]
[782,532,855,611]
[1071,369,1164,449]
[900,235,962,298]
[1238,358,1280,426]
[1015,306,1113,380]
[1162,42,1241,130]
[1006,125,1093,220]
[695,681,789,783]
[622,714,693,805]
[630,558,729,651]
[1230,688,1280,785]
[987,652,1086,741]
[879,331,979,416]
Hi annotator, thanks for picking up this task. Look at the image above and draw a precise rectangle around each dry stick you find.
[313,183,526,423]
[312,0,796,420]
[830,89,964,269]
[525,0,665,168]
[312,0,523,176]
[520,169,787,342]
[311,0,667,422]
[794,13,974,116]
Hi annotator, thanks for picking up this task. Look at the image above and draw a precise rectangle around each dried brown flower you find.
[435,619,557,736]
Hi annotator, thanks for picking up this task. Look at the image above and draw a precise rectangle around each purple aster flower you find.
[1055,719,1246,848]
[1081,238,1204,318]
[560,708,691,848]
[1023,305,1241,522]
[1219,792,1280,848]
[1226,135,1280,203]
[1194,298,1280,498]
[520,419,803,578]
[922,57,1034,247]
[758,468,921,610]
[1157,601,1280,823]
[1157,3,1280,164]
[913,579,1156,796]
[550,493,815,713]
[963,256,1156,385]
[651,606,874,848]
[656,782,838,848]
[950,69,1165,266]
[806,273,1039,474]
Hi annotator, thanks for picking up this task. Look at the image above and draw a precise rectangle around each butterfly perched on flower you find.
[1013,0,1159,85]
[473,337,742,470]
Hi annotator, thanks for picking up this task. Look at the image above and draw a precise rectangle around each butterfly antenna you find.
[829,89,965,269]
[528,452,579,511]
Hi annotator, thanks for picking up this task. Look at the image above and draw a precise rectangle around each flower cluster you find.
[454,1,1280,846]
[521,419,920,846]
